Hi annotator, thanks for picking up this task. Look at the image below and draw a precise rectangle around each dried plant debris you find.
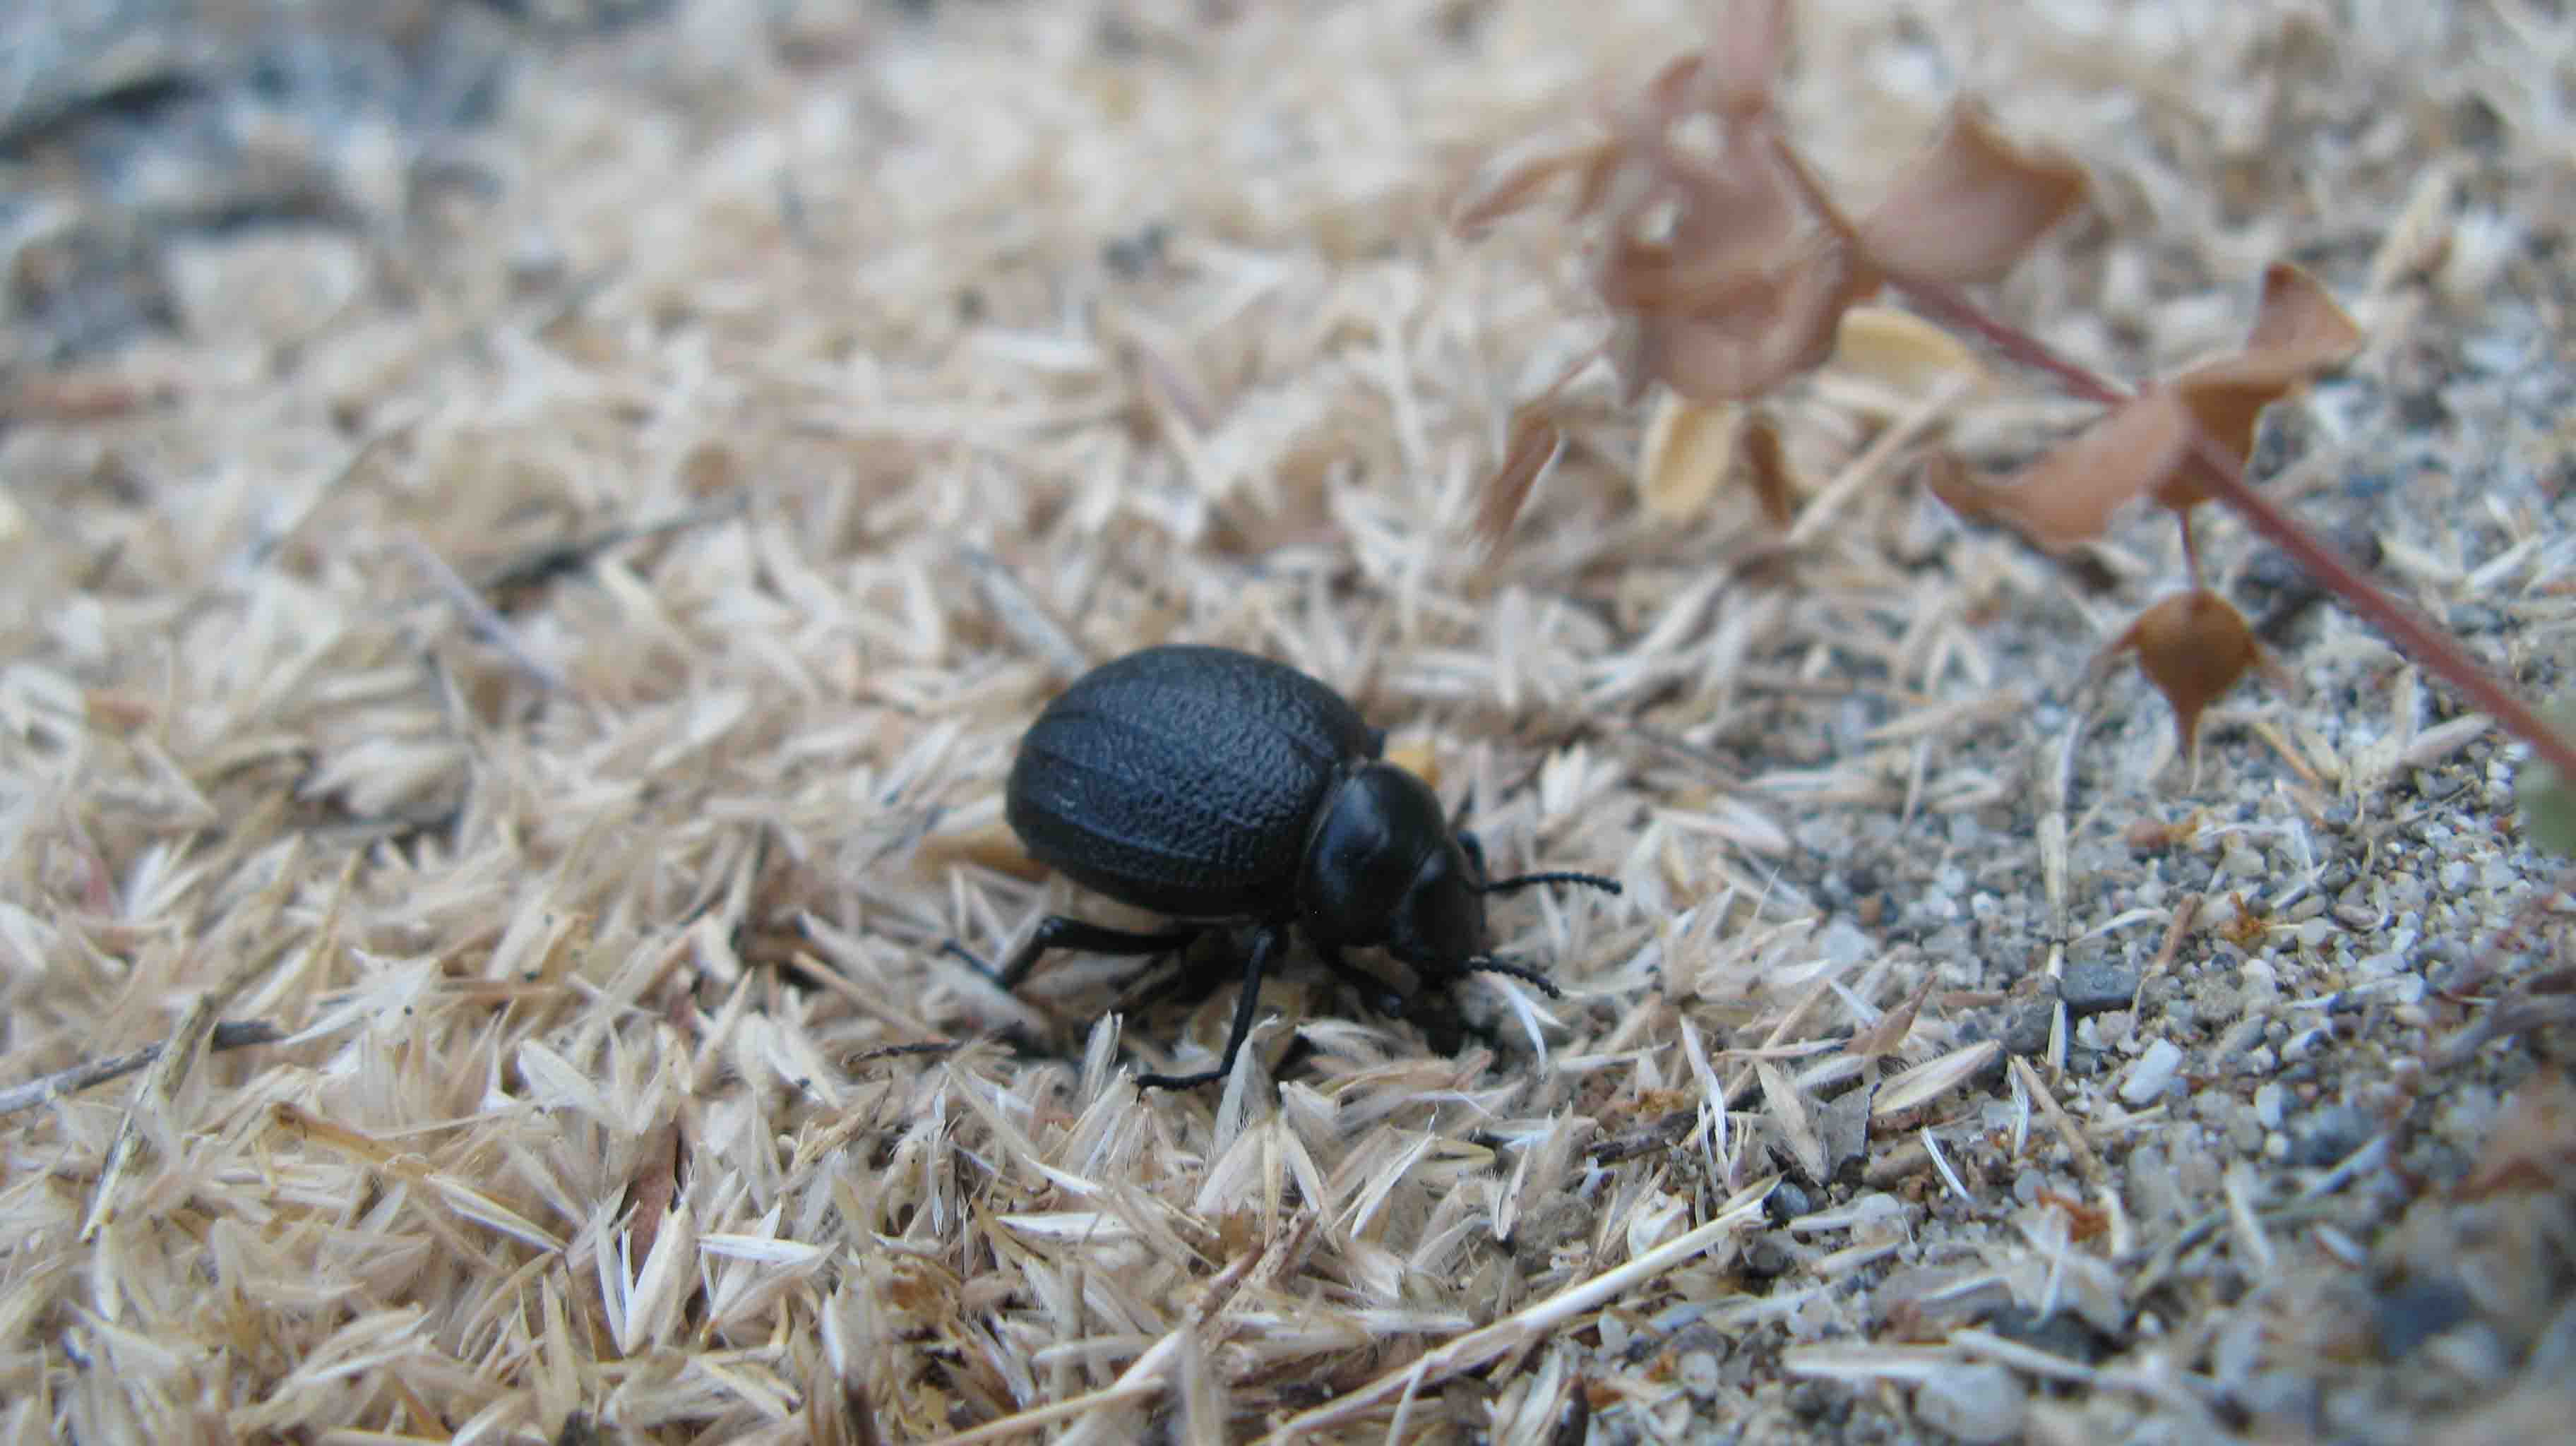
[2087,587,2295,766]
[1928,261,2364,554]
[8,0,2576,1442]
[1464,0,2087,532]
[1462,0,2573,792]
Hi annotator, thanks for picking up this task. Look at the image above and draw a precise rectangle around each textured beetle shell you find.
[1006,645,1383,919]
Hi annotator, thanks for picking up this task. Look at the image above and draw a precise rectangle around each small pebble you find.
[2234,1371,2322,1433]
[1912,1364,2027,1443]
[2424,1322,2514,1385]
[2128,1145,2188,1223]
[2523,1299,2576,1377]
[1984,1305,2112,1364]
[2373,1277,2473,1358]
[1816,917,1873,967]
[2120,1038,2186,1106]
[2061,962,2139,1017]
[2226,1109,2264,1156]
[2289,1104,2374,1167]
[1677,1348,1724,1399]
[1741,1233,1796,1279]
[2255,1082,2288,1130]
[2214,1016,2266,1062]
[2005,1003,2054,1056]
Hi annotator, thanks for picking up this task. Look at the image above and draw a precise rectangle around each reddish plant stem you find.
[1896,272,2576,783]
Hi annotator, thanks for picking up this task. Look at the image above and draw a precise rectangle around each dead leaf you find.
[1940,389,2198,549]
[2091,589,2284,757]
[2152,263,2363,510]
[1474,395,1571,548]
[1737,412,1799,527]
[625,1120,684,1262]
[1632,240,1882,402]
[1638,398,1798,525]
[1453,139,1621,234]
[2034,1188,2110,1242]
[1856,100,2089,285]
[1705,0,1794,119]
[1827,306,1991,398]
[1925,264,2359,546]
[1596,138,1807,312]
[1638,394,1745,522]
[916,819,1048,882]
[1847,978,1933,1058]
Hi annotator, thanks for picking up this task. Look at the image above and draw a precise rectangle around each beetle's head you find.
[1304,762,1620,1007]
[1302,758,1582,1001]
[1302,762,1486,967]
[1388,837,1491,984]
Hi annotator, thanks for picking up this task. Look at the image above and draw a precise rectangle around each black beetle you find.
[945,643,1621,1089]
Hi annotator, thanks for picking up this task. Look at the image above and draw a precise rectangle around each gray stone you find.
[2005,1003,2055,1056]
[2372,1277,2473,1358]
[1911,1363,2026,1443]
[2289,1104,2375,1167]
[2120,1038,2186,1106]
[1984,1305,2113,1364]
[2061,962,2140,1017]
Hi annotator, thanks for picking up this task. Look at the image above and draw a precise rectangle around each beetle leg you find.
[1138,924,1283,1090]
[946,916,1205,993]
[1316,943,1407,1017]
[1458,829,1489,884]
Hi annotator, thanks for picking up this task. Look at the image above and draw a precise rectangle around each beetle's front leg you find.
[1315,942,1407,1017]
[943,916,1205,993]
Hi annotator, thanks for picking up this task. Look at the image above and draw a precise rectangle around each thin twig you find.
[0,1021,285,1118]
[2010,1056,2106,1189]
[470,496,749,599]
[402,531,571,693]
[1887,270,2576,784]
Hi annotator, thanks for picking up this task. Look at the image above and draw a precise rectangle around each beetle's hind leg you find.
[1138,924,1284,1091]
[943,916,1205,993]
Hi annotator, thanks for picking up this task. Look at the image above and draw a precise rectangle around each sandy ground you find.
[5,1,2575,1442]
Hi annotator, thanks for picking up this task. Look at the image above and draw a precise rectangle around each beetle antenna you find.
[1465,956,1564,998]
[1480,870,1622,897]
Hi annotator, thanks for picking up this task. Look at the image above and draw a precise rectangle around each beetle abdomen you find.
[1006,645,1381,918]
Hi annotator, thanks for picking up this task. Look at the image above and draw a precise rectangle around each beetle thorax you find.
[1298,763,1490,968]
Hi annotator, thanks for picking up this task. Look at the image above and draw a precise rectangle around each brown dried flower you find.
[2088,589,2289,759]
